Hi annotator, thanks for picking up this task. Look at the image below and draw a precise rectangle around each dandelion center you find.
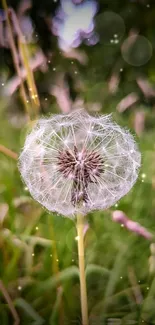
[57,145,104,205]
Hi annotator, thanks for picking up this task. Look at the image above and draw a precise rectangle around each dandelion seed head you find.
[19,109,141,218]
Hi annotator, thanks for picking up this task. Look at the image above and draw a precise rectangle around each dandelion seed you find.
[19,109,141,218]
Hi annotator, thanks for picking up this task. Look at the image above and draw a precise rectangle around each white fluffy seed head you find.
[18,109,141,218]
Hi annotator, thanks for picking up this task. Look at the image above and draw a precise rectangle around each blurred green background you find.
[0,0,155,324]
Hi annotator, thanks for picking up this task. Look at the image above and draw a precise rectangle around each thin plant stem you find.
[10,8,40,112]
[0,144,18,160]
[76,213,89,325]
[19,40,40,111]
[48,216,64,324]
[9,9,40,113]
[0,280,20,324]
[2,0,30,119]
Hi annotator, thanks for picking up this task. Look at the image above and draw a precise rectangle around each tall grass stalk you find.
[2,0,30,119]
[10,10,40,115]
[10,8,40,119]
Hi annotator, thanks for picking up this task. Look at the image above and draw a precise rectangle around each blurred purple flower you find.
[52,0,99,52]
[0,9,6,22]
[112,210,152,240]
[19,16,34,42]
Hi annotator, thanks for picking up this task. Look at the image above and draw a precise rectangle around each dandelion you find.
[19,109,141,218]
[19,109,141,325]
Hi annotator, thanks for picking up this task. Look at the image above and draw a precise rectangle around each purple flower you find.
[52,0,99,51]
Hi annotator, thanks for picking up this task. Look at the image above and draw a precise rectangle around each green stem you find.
[76,213,89,325]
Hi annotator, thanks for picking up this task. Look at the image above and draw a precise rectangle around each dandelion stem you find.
[76,213,89,325]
